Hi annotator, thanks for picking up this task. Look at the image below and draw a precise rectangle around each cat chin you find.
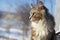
[30,19,40,22]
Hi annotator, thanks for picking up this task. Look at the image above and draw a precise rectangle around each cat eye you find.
[33,12,35,15]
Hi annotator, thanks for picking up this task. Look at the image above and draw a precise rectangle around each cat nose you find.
[29,16,31,19]
[29,15,33,19]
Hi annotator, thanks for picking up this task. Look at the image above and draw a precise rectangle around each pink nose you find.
[29,17,31,19]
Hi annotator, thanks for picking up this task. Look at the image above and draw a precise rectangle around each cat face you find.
[29,6,45,22]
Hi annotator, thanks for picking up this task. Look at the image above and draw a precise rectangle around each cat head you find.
[29,2,46,22]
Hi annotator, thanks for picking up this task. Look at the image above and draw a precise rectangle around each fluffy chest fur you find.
[31,20,48,40]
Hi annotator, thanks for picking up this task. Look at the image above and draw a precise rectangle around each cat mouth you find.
[30,17,43,22]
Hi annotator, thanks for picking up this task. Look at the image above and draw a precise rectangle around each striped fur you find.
[29,3,56,40]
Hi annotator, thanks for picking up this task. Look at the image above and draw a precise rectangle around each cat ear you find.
[31,3,35,8]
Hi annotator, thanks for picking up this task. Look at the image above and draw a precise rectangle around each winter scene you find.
[0,0,60,40]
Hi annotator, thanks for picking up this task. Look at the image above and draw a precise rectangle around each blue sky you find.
[0,0,55,13]
[0,0,20,12]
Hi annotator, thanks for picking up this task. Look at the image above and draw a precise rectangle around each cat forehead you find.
[30,8,39,14]
[31,9,37,13]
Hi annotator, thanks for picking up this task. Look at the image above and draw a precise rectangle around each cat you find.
[29,1,56,40]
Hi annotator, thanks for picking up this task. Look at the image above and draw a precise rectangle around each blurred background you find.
[0,0,60,40]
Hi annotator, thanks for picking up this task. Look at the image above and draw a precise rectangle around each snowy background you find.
[0,0,60,40]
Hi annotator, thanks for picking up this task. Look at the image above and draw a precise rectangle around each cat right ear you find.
[31,3,35,8]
